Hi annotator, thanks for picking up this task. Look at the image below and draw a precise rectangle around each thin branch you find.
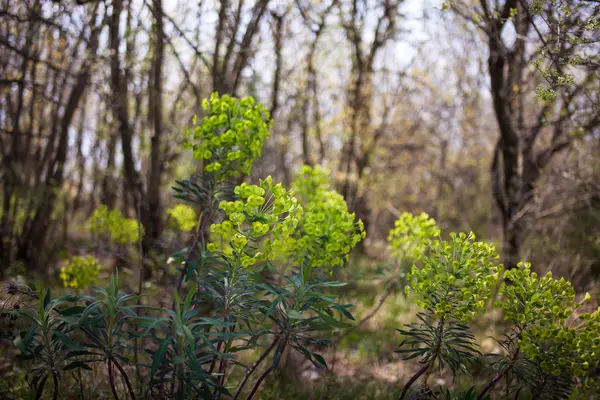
[233,336,280,400]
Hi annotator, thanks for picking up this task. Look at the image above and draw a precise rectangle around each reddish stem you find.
[233,337,280,400]
[108,359,120,400]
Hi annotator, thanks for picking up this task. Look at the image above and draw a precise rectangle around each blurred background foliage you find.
[1,0,599,398]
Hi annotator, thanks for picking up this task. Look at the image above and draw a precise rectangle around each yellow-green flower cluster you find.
[208,176,301,268]
[501,263,600,387]
[277,165,365,270]
[293,165,331,201]
[575,307,600,395]
[184,92,271,179]
[500,263,579,327]
[406,232,501,322]
[59,255,101,290]
[296,191,365,269]
[167,204,198,232]
[387,212,440,261]
[87,205,143,244]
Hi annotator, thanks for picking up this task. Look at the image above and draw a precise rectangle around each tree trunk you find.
[18,4,101,267]
[145,0,166,252]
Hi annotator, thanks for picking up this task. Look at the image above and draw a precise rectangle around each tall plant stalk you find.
[399,317,444,400]
[477,347,520,400]
[246,340,287,400]
[233,337,280,400]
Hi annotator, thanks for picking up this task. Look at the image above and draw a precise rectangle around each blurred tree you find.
[448,0,600,268]
[1,1,103,268]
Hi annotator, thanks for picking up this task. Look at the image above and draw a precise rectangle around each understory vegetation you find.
[1,94,599,400]
[1,0,600,399]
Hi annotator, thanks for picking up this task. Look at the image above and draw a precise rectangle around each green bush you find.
[6,94,362,400]
[396,222,600,399]
[87,205,143,245]
[59,255,102,290]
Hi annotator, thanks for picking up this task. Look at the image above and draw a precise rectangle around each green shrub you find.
[396,222,600,399]
[59,255,102,290]
[7,94,362,400]
[87,205,143,245]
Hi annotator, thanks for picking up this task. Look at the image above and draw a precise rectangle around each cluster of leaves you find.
[167,204,199,232]
[9,276,139,400]
[396,218,600,399]
[87,205,143,245]
[184,92,271,180]
[529,1,599,102]
[59,255,102,290]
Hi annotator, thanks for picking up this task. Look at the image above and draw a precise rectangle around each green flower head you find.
[167,204,198,232]
[406,232,502,322]
[59,255,101,290]
[87,205,143,245]
[208,176,302,266]
[272,165,365,272]
[501,263,600,387]
[186,92,271,180]
[388,212,440,261]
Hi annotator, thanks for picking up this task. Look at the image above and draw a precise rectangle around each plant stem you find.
[108,359,120,400]
[41,315,59,400]
[113,357,137,400]
[477,372,503,400]
[398,317,444,400]
[135,200,144,396]
[77,368,84,399]
[178,366,184,400]
[174,207,212,305]
[208,339,225,377]
[398,362,431,400]
[245,365,275,400]
[477,347,520,400]
[334,278,396,345]
[233,337,280,400]
[51,370,59,400]
[245,341,286,400]
[215,319,237,399]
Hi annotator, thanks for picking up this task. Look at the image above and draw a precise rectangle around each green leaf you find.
[34,374,49,400]
[184,346,209,379]
[150,338,171,378]
[41,288,50,312]
[53,331,77,349]
[287,309,305,320]
[183,285,197,312]
[312,352,328,369]
[310,281,347,288]
[63,361,93,371]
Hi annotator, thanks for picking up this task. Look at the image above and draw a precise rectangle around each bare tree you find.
[296,0,338,166]
[450,0,600,268]
[0,1,103,268]
[338,0,404,240]
[212,0,272,95]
